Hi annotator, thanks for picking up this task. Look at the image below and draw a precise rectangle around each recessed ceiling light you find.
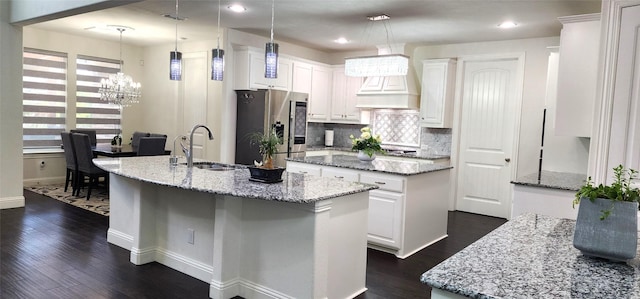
[334,37,349,44]
[228,4,246,13]
[498,21,518,29]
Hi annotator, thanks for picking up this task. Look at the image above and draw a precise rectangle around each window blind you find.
[76,55,122,144]
[22,48,68,148]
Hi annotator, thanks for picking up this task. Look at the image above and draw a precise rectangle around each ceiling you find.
[28,0,602,53]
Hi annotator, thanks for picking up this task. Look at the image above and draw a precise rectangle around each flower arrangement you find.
[350,127,383,158]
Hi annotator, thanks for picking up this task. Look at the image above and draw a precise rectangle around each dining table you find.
[92,143,170,158]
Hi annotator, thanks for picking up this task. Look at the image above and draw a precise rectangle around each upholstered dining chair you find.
[70,129,97,147]
[60,132,78,194]
[137,137,167,156]
[71,133,108,200]
[131,131,150,148]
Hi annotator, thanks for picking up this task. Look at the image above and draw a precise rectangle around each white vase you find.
[357,150,376,161]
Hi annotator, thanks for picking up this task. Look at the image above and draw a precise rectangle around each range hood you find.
[355,44,420,109]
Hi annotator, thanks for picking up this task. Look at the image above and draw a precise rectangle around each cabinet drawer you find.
[285,162,322,176]
[321,166,359,182]
[359,173,404,193]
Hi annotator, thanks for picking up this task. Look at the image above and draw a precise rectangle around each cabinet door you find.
[308,66,332,122]
[555,14,600,137]
[292,62,313,93]
[420,59,456,128]
[330,67,362,123]
[248,52,291,90]
[367,190,404,249]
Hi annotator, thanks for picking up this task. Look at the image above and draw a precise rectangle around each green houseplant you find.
[247,128,285,183]
[572,164,640,261]
[249,128,282,170]
[350,127,383,161]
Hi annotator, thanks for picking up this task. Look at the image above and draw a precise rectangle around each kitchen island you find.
[286,154,452,258]
[421,213,640,298]
[511,171,587,220]
[94,156,377,299]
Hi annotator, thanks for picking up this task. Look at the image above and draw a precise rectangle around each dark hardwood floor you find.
[1,190,506,299]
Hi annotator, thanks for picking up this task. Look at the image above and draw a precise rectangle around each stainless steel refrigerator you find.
[235,89,308,167]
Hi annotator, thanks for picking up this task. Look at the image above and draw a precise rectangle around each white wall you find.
[412,36,569,178]
[0,1,26,209]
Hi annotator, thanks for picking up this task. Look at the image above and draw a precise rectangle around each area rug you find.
[25,183,110,216]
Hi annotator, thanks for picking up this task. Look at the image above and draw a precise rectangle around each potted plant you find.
[247,128,285,183]
[349,127,384,161]
[572,164,640,261]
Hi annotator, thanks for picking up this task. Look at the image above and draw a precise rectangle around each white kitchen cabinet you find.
[360,172,406,249]
[234,46,292,91]
[286,160,450,258]
[330,66,363,123]
[555,13,600,137]
[292,61,312,94]
[367,190,404,249]
[420,58,456,128]
[308,65,333,122]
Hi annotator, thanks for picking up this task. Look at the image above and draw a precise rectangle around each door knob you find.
[505,158,511,162]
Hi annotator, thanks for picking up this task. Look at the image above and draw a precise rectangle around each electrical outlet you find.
[187,228,195,244]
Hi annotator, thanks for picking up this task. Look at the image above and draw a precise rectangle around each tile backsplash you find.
[307,110,452,156]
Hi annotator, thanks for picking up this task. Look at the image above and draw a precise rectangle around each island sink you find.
[185,161,237,171]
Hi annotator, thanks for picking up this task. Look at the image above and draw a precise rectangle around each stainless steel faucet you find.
[187,124,214,167]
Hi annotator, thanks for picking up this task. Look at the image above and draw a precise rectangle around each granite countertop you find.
[511,171,587,191]
[93,156,376,204]
[421,213,640,298]
[306,146,451,161]
[287,154,452,176]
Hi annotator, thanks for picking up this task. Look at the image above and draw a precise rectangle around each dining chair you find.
[132,131,150,148]
[60,132,78,194]
[137,137,167,156]
[70,129,97,147]
[72,133,108,200]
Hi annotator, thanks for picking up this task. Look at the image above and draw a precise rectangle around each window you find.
[22,48,67,148]
[76,55,122,144]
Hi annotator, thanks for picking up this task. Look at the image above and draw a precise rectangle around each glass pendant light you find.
[169,0,182,80]
[265,0,278,79]
[211,0,224,81]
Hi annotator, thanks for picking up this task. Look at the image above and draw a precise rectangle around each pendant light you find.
[169,0,182,80]
[264,0,278,79]
[211,0,224,81]
[99,27,142,107]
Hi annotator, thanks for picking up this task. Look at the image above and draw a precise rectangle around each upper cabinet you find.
[419,58,456,128]
[293,61,332,122]
[234,46,293,91]
[331,66,363,123]
[555,13,601,137]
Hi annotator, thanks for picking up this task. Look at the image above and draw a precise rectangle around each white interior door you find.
[180,52,208,159]
[455,57,521,218]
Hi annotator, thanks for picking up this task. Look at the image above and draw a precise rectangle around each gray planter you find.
[573,197,638,261]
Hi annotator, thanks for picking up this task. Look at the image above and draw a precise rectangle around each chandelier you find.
[99,27,142,107]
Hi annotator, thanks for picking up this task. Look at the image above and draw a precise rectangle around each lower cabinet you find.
[286,160,450,258]
[367,190,404,249]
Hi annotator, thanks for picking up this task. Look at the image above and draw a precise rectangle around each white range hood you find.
[355,44,420,109]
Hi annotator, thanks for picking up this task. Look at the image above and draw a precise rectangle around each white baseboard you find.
[130,246,156,265]
[210,277,308,299]
[23,177,65,187]
[0,196,25,209]
[398,234,449,259]
[107,228,133,250]
[209,277,241,299]
[156,248,214,283]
